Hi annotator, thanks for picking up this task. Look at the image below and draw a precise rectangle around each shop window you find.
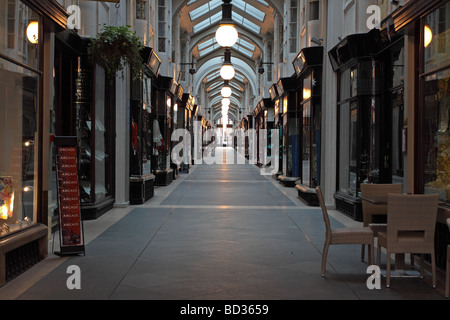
[310,1,319,21]
[0,1,40,233]
[289,0,298,53]
[158,0,166,52]
[421,3,450,203]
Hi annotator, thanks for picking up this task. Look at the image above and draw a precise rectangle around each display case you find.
[170,84,185,179]
[153,76,177,186]
[328,30,383,221]
[293,46,323,206]
[129,47,160,204]
[269,84,282,179]
[76,55,115,219]
[253,99,274,167]
[277,77,301,187]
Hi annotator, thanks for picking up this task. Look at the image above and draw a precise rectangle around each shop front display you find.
[0,0,68,285]
[416,1,450,270]
[76,53,116,220]
[328,29,383,221]
[269,84,282,179]
[153,76,177,186]
[129,47,160,204]
[292,46,323,206]
[253,99,274,167]
[276,77,301,187]
[170,84,185,179]
[177,93,195,171]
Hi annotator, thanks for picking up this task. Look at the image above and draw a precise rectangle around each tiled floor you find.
[0,148,446,300]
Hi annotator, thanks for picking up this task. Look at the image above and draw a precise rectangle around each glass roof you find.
[233,0,265,22]
[190,0,265,35]
[198,37,255,58]
[189,0,222,21]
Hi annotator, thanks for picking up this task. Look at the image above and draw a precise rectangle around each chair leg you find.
[431,251,436,289]
[420,254,424,279]
[361,244,365,262]
[386,251,391,288]
[366,245,373,265]
[446,256,449,298]
[321,241,330,277]
[377,245,381,266]
[410,253,414,269]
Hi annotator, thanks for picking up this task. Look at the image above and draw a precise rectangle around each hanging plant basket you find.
[87,24,145,81]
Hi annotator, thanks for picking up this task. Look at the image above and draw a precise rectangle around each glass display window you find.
[421,2,450,203]
[0,1,40,234]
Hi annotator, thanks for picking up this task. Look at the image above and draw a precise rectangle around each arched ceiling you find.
[176,0,278,124]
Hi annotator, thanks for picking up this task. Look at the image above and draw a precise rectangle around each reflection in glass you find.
[0,57,39,228]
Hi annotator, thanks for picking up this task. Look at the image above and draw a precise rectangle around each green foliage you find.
[87,24,145,81]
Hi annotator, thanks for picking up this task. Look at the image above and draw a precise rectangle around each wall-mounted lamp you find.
[26,20,39,44]
[180,62,196,75]
[258,62,273,75]
[311,37,323,46]
[424,24,433,48]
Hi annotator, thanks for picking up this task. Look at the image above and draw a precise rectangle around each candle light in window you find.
[0,177,14,220]
[174,103,178,112]
[166,97,171,107]
[24,140,34,147]
[303,88,312,100]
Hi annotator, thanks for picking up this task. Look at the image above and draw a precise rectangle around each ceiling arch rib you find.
[192,56,256,99]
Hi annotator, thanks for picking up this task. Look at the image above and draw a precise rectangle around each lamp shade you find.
[26,20,39,44]
[216,23,238,47]
[221,86,232,98]
[220,64,235,80]
[424,25,433,48]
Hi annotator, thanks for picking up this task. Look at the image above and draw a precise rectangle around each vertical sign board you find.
[54,136,85,256]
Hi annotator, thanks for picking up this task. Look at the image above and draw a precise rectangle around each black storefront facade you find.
[328,29,384,221]
[153,76,177,186]
[328,0,450,271]
[292,46,323,206]
[129,47,161,204]
[0,0,70,285]
[276,77,301,187]
[253,98,274,167]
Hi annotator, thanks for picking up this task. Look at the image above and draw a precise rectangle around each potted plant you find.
[87,24,145,81]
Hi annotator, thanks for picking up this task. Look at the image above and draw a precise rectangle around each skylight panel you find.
[199,44,219,57]
[236,38,255,51]
[233,0,265,22]
[192,11,222,33]
[198,38,216,50]
[189,0,222,21]
[256,0,269,7]
[206,70,220,82]
[234,45,253,57]
[232,11,261,34]
[233,72,245,82]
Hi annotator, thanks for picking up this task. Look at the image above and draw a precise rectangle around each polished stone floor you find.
[0,148,446,300]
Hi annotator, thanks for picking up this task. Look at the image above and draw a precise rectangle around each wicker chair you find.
[316,186,374,277]
[377,193,439,288]
[360,184,402,263]
[446,219,449,299]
